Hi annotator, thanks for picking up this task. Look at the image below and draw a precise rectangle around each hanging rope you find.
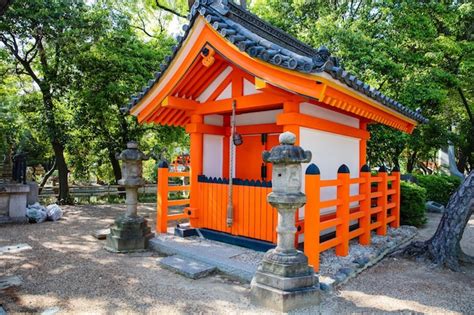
[226,99,237,227]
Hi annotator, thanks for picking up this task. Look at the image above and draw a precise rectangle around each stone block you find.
[26,181,39,205]
[250,278,320,312]
[158,255,216,279]
[0,243,32,254]
[426,201,445,213]
[105,215,153,253]
[92,229,110,240]
[0,275,22,290]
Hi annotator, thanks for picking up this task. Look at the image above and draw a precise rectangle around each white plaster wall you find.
[204,114,224,126]
[216,83,232,100]
[235,109,282,126]
[244,78,261,96]
[300,127,360,211]
[203,134,223,178]
[300,102,359,128]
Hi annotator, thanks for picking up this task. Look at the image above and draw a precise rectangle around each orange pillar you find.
[390,166,401,228]
[359,164,371,245]
[377,166,388,235]
[222,115,230,177]
[156,162,169,233]
[282,101,300,145]
[189,114,203,228]
[304,164,321,271]
[336,164,350,256]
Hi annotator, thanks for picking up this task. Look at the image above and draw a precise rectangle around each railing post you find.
[336,164,350,256]
[157,161,169,233]
[390,166,401,228]
[377,165,388,235]
[359,164,371,245]
[304,163,321,271]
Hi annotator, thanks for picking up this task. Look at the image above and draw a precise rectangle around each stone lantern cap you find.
[262,132,311,164]
[116,141,149,161]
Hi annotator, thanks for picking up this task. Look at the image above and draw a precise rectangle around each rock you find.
[353,257,369,267]
[319,282,332,292]
[0,243,32,255]
[334,272,346,283]
[92,229,110,240]
[338,267,353,276]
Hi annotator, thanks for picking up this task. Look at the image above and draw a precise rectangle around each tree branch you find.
[457,87,473,125]
[155,0,187,18]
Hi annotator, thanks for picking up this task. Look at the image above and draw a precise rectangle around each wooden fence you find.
[304,163,400,271]
[156,165,191,233]
[155,162,400,272]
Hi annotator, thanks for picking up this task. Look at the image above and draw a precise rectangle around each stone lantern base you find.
[105,215,153,253]
[250,249,320,312]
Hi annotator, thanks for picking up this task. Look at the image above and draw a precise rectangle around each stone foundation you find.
[105,215,153,253]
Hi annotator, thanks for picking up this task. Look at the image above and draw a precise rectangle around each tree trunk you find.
[52,141,70,204]
[108,150,122,184]
[402,171,474,271]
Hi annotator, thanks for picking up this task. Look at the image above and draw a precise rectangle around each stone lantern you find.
[250,132,320,312]
[105,141,153,253]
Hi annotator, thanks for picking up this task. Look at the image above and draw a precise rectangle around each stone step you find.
[157,255,216,279]
[0,243,32,255]
[0,275,22,290]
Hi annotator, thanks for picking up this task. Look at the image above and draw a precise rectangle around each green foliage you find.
[415,174,462,206]
[400,181,427,227]
[252,0,474,174]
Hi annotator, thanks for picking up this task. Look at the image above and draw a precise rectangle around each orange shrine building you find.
[125,0,426,270]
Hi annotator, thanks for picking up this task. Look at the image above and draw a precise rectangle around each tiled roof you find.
[125,0,427,124]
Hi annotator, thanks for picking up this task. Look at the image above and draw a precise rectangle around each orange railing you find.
[304,164,400,271]
[156,163,191,233]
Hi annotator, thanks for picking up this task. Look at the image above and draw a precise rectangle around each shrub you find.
[400,181,427,227]
[415,174,461,206]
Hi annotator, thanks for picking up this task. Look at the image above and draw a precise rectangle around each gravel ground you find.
[1,205,473,314]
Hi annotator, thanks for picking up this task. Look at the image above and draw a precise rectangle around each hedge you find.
[415,174,461,206]
[400,181,427,227]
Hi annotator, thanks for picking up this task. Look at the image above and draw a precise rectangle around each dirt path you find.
[1,205,473,314]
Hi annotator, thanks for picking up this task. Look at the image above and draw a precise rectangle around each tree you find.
[402,172,473,271]
[251,0,473,174]
[0,0,109,202]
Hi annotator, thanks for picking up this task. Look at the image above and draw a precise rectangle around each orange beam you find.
[162,96,199,111]
[235,123,283,135]
[277,112,370,140]
[194,93,285,116]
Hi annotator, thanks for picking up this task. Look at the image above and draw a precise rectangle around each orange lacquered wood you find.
[304,172,321,271]
[320,217,342,230]
[349,210,365,220]
[320,237,341,252]
[255,184,261,240]
[349,228,364,240]
[377,171,388,236]
[391,171,401,228]
[336,171,350,256]
[370,206,382,214]
[167,185,191,192]
[359,170,371,245]
[320,179,342,187]
[349,194,365,202]
[156,167,169,233]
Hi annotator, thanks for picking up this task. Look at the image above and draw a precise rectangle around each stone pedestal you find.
[251,249,320,312]
[105,215,153,253]
[0,183,30,222]
[26,181,39,206]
